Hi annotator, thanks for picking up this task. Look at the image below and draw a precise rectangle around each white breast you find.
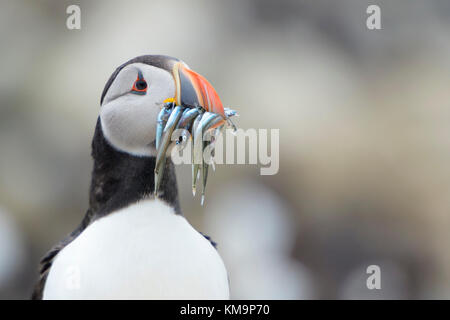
[43,199,229,300]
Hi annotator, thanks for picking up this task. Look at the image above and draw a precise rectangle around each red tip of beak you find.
[173,62,225,117]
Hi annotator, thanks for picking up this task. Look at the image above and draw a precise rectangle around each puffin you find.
[32,55,230,300]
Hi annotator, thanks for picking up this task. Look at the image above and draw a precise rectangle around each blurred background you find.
[1,0,450,299]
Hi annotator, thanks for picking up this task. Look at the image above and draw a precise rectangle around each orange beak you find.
[172,62,225,117]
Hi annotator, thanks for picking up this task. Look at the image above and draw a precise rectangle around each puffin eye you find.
[131,72,147,95]
[135,80,147,90]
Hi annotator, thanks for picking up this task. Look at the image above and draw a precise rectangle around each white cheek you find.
[99,63,176,157]
[100,95,161,156]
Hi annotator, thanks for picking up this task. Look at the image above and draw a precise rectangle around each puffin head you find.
[100,55,224,157]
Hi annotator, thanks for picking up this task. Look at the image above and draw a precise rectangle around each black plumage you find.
[32,119,181,299]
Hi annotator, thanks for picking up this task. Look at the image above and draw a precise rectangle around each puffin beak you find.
[172,62,225,116]
[154,62,237,204]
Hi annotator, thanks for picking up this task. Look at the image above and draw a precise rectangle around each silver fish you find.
[227,117,238,133]
[193,112,224,202]
[210,124,225,172]
[200,117,226,203]
[176,108,201,131]
[155,104,173,150]
[224,107,238,118]
[201,155,209,206]
[176,108,201,148]
[154,105,183,194]
[154,103,237,203]
[191,112,204,196]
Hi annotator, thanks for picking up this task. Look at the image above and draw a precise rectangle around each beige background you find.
[1,0,450,299]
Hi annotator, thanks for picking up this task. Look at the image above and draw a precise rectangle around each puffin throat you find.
[88,118,181,219]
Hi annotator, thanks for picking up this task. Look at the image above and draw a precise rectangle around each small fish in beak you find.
[155,103,174,150]
[154,62,237,204]
[154,105,183,194]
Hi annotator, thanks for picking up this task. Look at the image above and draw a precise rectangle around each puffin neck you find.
[88,118,181,219]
